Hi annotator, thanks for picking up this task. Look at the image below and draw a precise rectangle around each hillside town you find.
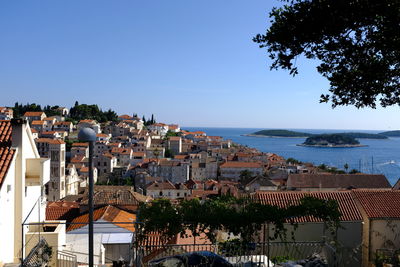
[0,104,399,267]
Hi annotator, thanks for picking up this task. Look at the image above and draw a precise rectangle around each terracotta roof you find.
[54,121,72,126]
[31,128,38,133]
[80,186,150,206]
[254,191,362,222]
[0,121,15,188]
[220,161,263,168]
[35,138,65,145]
[146,180,176,190]
[96,133,109,137]
[44,117,56,121]
[287,174,391,189]
[41,131,57,135]
[0,120,12,144]
[169,136,181,141]
[80,166,89,172]
[174,155,189,160]
[353,190,400,219]
[46,201,80,222]
[79,119,96,124]
[23,111,45,117]
[112,147,131,155]
[0,147,15,188]
[71,155,86,163]
[67,205,136,232]
[119,115,133,120]
[72,142,89,147]
[132,152,145,157]
[31,120,45,125]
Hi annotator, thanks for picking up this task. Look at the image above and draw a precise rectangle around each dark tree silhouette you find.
[254,0,400,108]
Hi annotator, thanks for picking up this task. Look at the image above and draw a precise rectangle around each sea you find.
[184,127,400,185]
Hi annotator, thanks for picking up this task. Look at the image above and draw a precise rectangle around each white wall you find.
[0,156,17,264]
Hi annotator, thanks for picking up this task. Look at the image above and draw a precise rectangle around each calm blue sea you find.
[184,127,400,185]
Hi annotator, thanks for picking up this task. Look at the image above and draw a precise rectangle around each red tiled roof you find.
[147,180,176,190]
[353,189,400,219]
[132,152,145,157]
[0,120,12,144]
[71,155,86,163]
[174,155,189,160]
[23,111,45,117]
[0,120,15,188]
[79,119,96,124]
[54,121,72,126]
[254,191,362,222]
[119,115,133,120]
[46,201,80,222]
[67,205,136,232]
[35,138,65,145]
[0,147,15,188]
[72,142,89,147]
[287,174,391,189]
[31,120,45,125]
[220,161,262,168]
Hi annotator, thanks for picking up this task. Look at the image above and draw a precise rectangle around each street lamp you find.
[78,127,96,267]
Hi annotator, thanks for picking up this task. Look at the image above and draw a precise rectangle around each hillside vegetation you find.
[252,129,387,139]
[379,130,400,137]
[252,129,312,137]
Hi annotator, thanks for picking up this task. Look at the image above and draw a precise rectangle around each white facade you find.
[0,120,50,264]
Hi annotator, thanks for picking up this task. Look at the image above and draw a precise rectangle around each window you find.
[51,151,59,161]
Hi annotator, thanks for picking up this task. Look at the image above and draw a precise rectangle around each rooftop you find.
[254,191,363,222]
[287,173,391,189]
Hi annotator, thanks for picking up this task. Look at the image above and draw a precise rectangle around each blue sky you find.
[0,0,398,130]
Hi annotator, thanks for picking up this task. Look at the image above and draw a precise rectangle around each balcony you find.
[25,158,50,186]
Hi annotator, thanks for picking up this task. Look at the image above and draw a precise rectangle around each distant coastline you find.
[246,129,388,139]
[242,134,309,138]
[297,143,368,148]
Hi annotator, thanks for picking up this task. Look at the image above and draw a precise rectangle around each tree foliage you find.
[137,196,341,245]
[254,0,400,108]
[69,102,118,123]
[12,102,42,118]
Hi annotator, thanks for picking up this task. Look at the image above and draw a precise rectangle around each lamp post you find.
[78,128,96,267]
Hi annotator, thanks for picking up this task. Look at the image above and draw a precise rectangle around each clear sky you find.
[0,0,398,130]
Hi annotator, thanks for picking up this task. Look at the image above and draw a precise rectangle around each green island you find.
[245,129,312,137]
[247,129,388,139]
[298,134,366,148]
[379,130,400,137]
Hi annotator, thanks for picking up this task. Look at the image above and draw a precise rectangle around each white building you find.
[66,205,136,265]
[0,119,50,264]
[35,138,66,200]
[0,107,13,120]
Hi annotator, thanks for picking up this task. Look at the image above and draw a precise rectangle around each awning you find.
[101,233,133,244]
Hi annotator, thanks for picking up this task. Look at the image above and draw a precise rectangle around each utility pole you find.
[78,128,96,267]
